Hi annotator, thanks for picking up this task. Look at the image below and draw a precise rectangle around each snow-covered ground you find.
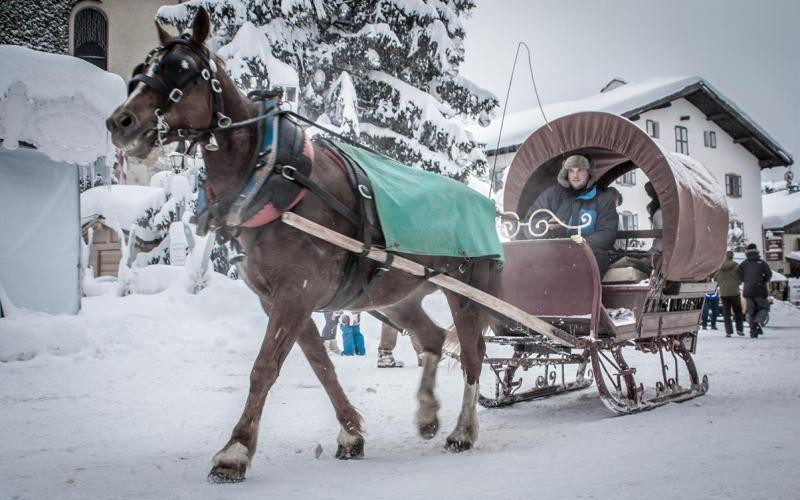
[2,280,800,499]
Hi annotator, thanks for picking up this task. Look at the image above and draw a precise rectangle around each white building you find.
[471,77,794,251]
[0,46,126,315]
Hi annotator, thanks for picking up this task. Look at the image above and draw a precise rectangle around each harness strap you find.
[288,168,360,228]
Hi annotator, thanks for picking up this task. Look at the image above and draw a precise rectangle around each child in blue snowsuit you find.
[339,312,366,356]
[701,288,720,330]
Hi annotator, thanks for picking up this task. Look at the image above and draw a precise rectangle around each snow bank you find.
[0,272,245,362]
[762,189,800,229]
[0,45,125,165]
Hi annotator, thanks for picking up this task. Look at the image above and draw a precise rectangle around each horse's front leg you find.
[295,321,364,459]
[208,305,308,483]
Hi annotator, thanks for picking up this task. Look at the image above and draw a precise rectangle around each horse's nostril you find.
[115,111,137,130]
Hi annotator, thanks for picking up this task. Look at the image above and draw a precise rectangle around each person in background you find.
[644,181,663,251]
[717,250,744,337]
[524,154,618,276]
[340,311,366,356]
[377,323,424,368]
[320,311,341,354]
[700,287,720,330]
[606,186,627,253]
[737,243,772,338]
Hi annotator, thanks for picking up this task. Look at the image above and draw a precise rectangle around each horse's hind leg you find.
[378,294,448,440]
[442,290,487,452]
[295,321,364,459]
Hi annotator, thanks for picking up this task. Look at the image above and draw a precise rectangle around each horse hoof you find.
[444,438,473,453]
[207,464,246,483]
[335,437,365,460]
[418,420,439,440]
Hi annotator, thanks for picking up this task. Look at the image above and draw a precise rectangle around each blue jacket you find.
[523,184,618,251]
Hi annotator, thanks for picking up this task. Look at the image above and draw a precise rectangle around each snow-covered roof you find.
[0,45,126,165]
[787,251,800,263]
[762,189,800,229]
[470,76,793,168]
[81,185,167,241]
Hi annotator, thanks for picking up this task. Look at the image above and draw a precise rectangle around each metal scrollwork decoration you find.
[497,209,593,240]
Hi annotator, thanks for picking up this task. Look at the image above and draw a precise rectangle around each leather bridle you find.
[127,34,231,149]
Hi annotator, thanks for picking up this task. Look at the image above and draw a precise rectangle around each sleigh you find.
[285,111,728,415]
[475,111,727,413]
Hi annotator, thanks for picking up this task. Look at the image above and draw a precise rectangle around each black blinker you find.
[161,52,200,89]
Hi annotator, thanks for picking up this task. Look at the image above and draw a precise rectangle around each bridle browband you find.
[128,34,231,150]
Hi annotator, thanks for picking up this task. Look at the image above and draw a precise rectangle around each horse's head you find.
[106,8,222,158]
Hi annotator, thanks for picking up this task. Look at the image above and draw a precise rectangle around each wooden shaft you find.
[281,212,577,347]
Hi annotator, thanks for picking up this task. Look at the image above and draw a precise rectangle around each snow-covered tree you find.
[0,0,78,54]
[157,0,498,181]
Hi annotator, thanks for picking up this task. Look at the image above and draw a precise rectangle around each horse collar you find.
[195,98,313,232]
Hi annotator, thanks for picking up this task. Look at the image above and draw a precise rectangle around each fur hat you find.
[557,155,594,189]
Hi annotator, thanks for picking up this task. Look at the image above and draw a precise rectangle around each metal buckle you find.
[281,165,297,181]
[217,113,232,128]
[209,59,217,74]
[211,79,222,93]
[201,68,211,81]
[169,88,183,102]
[357,184,372,199]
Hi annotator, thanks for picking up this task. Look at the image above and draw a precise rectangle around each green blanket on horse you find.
[333,140,504,261]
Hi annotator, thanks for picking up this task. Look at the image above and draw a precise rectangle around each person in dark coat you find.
[524,155,618,276]
[320,311,342,354]
[716,251,744,337]
[737,244,772,338]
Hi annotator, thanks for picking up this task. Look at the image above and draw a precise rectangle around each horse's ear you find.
[155,21,171,46]
[191,7,211,45]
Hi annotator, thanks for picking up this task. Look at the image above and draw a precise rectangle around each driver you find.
[523,154,618,276]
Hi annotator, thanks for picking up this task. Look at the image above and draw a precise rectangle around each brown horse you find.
[106,8,497,483]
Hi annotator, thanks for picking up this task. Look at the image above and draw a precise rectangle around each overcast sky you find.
[459,0,799,181]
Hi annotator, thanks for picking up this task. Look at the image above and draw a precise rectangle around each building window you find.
[616,170,636,186]
[704,130,717,148]
[725,174,742,198]
[74,8,108,70]
[283,86,297,103]
[646,119,659,138]
[675,126,689,155]
[621,211,639,230]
